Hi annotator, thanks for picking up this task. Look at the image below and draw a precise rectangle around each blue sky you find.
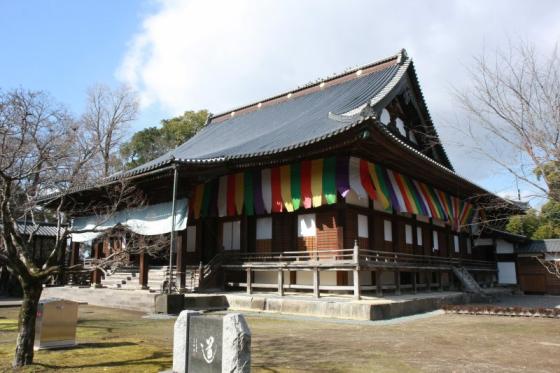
[0,0,163,126]
[2,0,559,205]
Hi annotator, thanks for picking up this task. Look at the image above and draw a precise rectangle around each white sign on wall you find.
[417,227,423,246]
[298,214,316,237]
[222,221,241,251]
[405,224,413,245]
[256,217,272,240]
[383,220,392,242]
[187,226,197,253]
[358,214,369,238]
[497,262,517,284]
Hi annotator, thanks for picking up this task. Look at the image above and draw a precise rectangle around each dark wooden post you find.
[412,271,417,294]
[394,270,401,295]
[427,270,432,291]
[376,269,383,296]
[69,242,80,285]
[176,231,186,291]
[139,250,150,290]
[439,271,444,291]
[91,242,102,287]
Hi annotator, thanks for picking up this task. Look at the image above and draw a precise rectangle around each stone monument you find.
[172,310,251,373]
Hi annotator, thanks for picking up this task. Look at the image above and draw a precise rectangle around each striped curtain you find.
[189,156,478,230]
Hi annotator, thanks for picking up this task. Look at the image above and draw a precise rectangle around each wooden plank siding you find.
[517,256,560,295]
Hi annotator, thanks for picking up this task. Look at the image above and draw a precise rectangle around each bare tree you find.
[82,84,139,178]
[455,41,560,203]
[0,89,144,368]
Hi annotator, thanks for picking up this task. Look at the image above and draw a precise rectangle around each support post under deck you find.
[277,270,284,296]
[375,270,383,296]
[427,271,432,291]
[394,270,401,295]
[246,269,252,295]
[412,271,417,294]
[313,268,320,298]
[353,269,361,300]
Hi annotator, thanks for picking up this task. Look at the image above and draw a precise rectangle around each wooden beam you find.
[412,271,417,294]
[395,270,401,295]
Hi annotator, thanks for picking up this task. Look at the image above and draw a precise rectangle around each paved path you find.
[0,297,21,307]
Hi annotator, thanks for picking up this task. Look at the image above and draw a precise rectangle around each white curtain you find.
[71,198,188,243]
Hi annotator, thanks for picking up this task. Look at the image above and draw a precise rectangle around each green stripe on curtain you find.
[323,156,337,204]
[244,171,254,216]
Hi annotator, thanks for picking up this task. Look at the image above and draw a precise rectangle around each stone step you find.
[101,279,127,285]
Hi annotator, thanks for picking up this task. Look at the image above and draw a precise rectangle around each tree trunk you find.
[12,280,43,368]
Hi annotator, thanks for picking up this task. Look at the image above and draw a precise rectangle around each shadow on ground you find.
[33,351,172,370]
[49,341,137,350]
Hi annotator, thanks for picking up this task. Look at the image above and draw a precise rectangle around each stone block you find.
[173,310,200,373]
[222,313,251,373]
[155,293,185,315]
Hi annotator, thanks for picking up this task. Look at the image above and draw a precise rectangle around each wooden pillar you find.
[69,242,80,285]
[427,271,432,291]
[394,270,401,295]
[449,270,455,290]
[412,271,417,294]
[439,271,444,291]
[353,269,361,300]
[277,270,284,296]
[139,250,149,289]
[376,269,383,296]
[176,231,186,291]
[313,268,320,298]
[70,242,80,266]
[246,269,252,295]
[91,242,102,287]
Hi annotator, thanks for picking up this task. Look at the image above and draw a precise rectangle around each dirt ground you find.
[1,305,559,372]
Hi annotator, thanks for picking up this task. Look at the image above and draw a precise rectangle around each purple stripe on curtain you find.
[380,167,401,211]
[253,170,265,215]
[336,156,350,197]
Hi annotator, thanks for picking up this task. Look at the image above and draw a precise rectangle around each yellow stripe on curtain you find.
[280,165,294,212]
[310,159,323,208]
[368,162,391,210]
[193,184,204,219]
[234,172,244,215]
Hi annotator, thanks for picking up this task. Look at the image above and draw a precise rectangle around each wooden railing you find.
[220,247,495,270]
[358,249,495,269]
[222,249,355,263]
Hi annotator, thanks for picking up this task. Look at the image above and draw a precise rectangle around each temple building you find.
[67,49,522,298]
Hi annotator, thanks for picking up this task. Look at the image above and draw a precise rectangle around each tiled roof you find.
[518,239,560,253]
[125,51,406,176]
[14,221,63,237]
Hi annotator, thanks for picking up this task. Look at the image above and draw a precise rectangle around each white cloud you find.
[117,0,560,187]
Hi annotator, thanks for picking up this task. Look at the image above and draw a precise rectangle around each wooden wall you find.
[184,201,483,263]
[517,256,560,294]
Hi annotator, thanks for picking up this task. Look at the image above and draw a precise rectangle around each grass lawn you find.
[1,305,559,372]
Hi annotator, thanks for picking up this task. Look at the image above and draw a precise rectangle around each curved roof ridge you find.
[210,49,406,123]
